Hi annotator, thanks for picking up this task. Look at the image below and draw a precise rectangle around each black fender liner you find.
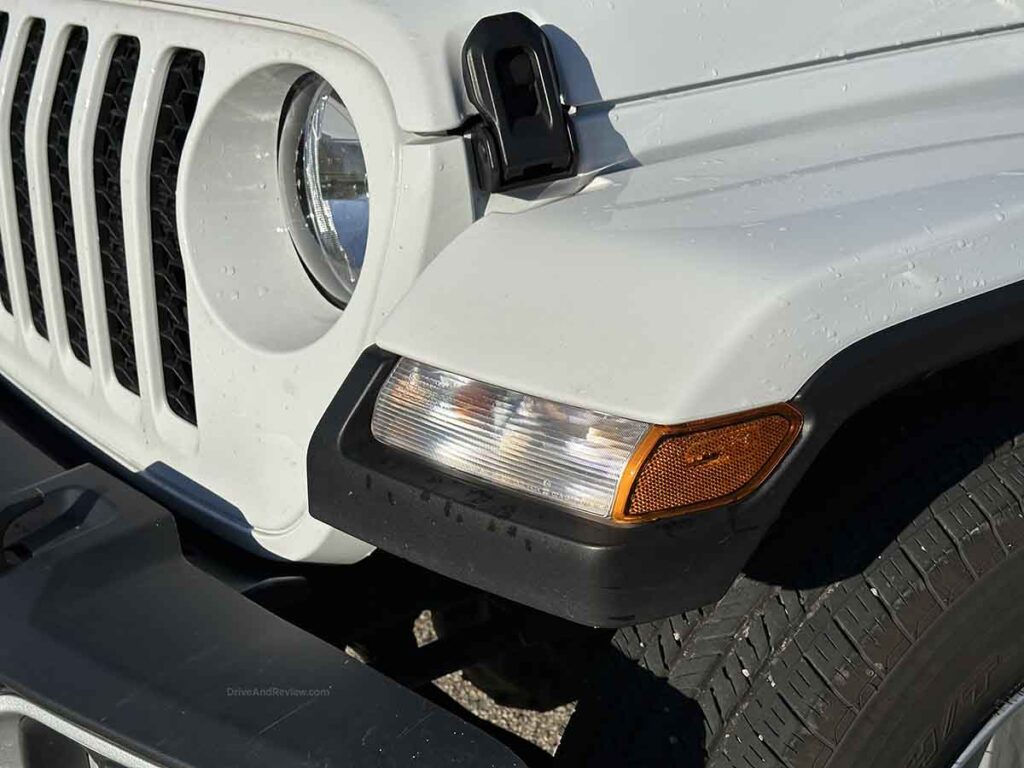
[308,280,1024,628]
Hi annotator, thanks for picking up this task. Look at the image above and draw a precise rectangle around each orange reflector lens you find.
[613,404,803,523]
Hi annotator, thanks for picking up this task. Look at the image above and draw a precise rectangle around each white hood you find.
[162,0,1021,131]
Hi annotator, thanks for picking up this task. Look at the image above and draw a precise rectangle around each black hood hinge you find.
[461,12,577,193]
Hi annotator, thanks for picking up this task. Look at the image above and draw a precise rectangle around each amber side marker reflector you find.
[612,404,803,523]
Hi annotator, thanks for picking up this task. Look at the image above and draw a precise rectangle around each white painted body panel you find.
[378,29,1024,424]
[9,0,1024,564]
[162,0,1024,131]
[0,0,475,562]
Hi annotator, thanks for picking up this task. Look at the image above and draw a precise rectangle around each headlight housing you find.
[371,359,803,522]
[280,76,369,308]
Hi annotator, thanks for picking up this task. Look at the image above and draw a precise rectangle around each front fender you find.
[376,36,1024,426]
[307,32,1024,626]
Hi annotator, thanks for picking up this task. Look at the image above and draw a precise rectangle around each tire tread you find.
[559,397,1024,767]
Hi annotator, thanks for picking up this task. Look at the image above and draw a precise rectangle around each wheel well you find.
[747,338,1024,589]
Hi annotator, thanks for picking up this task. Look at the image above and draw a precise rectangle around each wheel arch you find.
[752,280,1024,571]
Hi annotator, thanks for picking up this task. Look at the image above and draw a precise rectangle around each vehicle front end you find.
[6,0,1024,765]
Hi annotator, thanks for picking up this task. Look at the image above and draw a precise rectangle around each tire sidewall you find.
[827,549,1024,768]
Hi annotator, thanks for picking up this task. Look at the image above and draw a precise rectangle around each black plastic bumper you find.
[0,407,524,766]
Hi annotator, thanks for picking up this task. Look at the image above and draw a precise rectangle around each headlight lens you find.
[371,359,651,517]
[283,77,369,308]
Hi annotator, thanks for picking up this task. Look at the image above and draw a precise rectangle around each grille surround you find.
[0,20,203,421]
[0,0,419,565]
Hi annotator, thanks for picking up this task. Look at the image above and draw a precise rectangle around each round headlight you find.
[280,76,369,308]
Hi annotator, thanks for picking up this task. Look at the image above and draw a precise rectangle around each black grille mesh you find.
[48,26,89,364]
[151,49,203,424]
[1,21,203,427]
[0,13,10,313]
[94,37,141,393]
[12,19,47,338]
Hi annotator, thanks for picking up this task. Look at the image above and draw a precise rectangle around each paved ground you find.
[414,611,575,755]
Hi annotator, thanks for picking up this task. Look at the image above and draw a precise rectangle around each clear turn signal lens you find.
[371,359,803,523]
[371,359,650,517]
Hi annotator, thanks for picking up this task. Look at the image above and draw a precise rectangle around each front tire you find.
[558,378,1024,767]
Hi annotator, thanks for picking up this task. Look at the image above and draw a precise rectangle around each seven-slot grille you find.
[0,14,204,425]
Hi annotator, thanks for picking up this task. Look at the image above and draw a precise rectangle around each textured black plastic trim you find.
[309,280,1024,627]
[310,349,756,627]
[151,49,203,425]
[0,12,11,313]
[11,20,47,338]
[48,26,89,365]
[95,37,141,394]
[462,13,576,192]
[0,464,525,767]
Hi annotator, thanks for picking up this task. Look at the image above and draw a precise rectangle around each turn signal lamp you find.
[612,406,802,522]
[371,359,802,522]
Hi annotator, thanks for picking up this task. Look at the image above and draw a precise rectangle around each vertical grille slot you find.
[0,12,10,313]
[94,37,140,393]
[12,19,46,338]
[150,49,203,425]
[48,26,89,364]
[1,18,209,432]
